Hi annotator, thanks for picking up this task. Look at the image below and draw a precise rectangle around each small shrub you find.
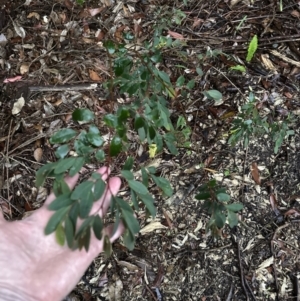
[195,179,243,235]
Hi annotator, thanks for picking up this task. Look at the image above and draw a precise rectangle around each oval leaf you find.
[72,108,94,122]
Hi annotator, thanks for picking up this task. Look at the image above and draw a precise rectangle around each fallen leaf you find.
[88,7,105,17]
[284,209,300,217]
[251,162,261,185]
[256,257,274,271]
[140,221,167,235]
[192,18,204,28]
[12,97,25,115]
[20,63,29,74]
[27,12,40,20]
[89,69,102,82]
[168,30,184,40]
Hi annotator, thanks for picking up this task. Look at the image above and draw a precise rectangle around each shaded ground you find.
[1,0,300,300]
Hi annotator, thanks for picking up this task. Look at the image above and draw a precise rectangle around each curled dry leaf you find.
[168,30,184,40]
[34,148,43,162]
[88,7,105,17]
[284,209,300,218]
[251,162,261,185]
[140,221,167,235]
[12,97,25,115]
[89,69,102,81]
[13,22,26,39]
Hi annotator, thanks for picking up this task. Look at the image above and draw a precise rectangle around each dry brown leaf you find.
[192,18,204,28]
[89,69,102,82]
[34,148,43,162]
[140,221,167,235]
[162,209,173,229]
[251,162,261,185]
[168,30,184,40]
[88,7,105,17]
[269,193,278,211]
[291,10,300,18]
[27,12,40,20]
[284,209,300,217]
[20,63,29,74]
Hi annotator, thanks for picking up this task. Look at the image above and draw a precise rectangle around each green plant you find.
[195,179,243,235]
[35,29,192,252]
[246,34,258,62]
[230,34,258,72]
[228,92,294,153]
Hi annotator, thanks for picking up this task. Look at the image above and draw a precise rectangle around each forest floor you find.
[1,0,300,300]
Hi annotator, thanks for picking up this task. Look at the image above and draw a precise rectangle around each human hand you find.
[0,167,124,301]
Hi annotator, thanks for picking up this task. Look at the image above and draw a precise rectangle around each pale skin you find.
[0,167,124,301]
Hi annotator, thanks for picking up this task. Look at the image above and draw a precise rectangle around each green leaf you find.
[141,167,148,187]
[109,136,122,156]
[165,139,178,155]
[157,70,171,83]
[55,145,70,159]
[195,192,211,200]
[72,108,94,122]
[65,217,75,248]
[128,180,148,195]
[246,35,258,62]
[68,202,79,227]
[176,75,185,87]
[215,211,226,228]
[92,215,103,240]
[151,175,173,196]
[95,150,105,162]
[94,179,106,201]
[227,210,239,228]
[134,116,144,130]
[50,129,77,144]
[123,229,135,251]
[148,126,156,140]
[48,194,74,210]
[196,67,203,76]
[104,40,115,54]
[202,90,222,101]
[117,107,130,122]
[89,125,100,134]
[54,158,76,174]
[186,79,195,90]
[86,133,104,147]
[138,193,156,217]
[74,140,94,156]
[123,157,134,170]
[230,65,246,72]
[127,83,140,96]
[103,235,112,257]
[104,114,118,127]
[138,127,146,141]
[45,206,70,235]
[71,181,94,200]
[75,216,93,239]
[36,162,57,187]
[121,208,140,235]
[79,227,91,252]
[225,203,244,212]
[53,178,71,196]
[121,170,134,181]
[131,189,139,211]
[217,193,230,203]
[69,157,85,177]
[55,223,65,246]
